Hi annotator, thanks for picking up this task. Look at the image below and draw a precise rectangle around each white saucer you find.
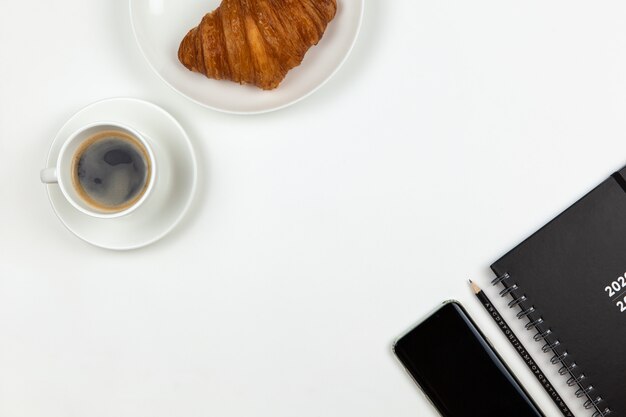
[44,98,198,250]
[129,0,364,114]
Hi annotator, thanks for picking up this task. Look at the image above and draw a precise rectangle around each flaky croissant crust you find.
[178,0,337,90]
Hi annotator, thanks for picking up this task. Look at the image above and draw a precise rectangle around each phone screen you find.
[393,301,545,417]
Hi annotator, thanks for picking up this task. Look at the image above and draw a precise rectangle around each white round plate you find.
[44,98,198,250]
[129,0,364,114]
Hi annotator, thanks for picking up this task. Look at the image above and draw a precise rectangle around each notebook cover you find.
[491,166,626,416]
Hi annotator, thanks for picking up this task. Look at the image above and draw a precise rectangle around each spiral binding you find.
[491,272,612,417]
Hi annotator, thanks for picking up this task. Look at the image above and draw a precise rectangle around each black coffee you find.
[71,130,151,211]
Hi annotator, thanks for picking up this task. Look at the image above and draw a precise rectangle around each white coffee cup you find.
[40,122,157,219]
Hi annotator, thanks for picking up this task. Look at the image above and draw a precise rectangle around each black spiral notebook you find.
[491,165,626,417]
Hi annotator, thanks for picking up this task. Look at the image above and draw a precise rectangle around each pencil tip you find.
[469,280,481,294]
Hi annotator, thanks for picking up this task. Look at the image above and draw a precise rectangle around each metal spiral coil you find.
[585,396,603,409]
[533,329,552,342]
[542,339,560,353]
[516,305,535,319]
[567,373,586,386]
[525,317,544,330]
[499,284,518,296]
[550,351,569,364]
[491,272,511,285]
[593,408,612,417]
[508,295,527,308]
[576,385,595,398]
[559,362,577,376]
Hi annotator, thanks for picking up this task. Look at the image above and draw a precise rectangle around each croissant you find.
[178,0,337,90]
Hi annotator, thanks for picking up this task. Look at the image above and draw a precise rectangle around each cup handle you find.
[40,167,58,184]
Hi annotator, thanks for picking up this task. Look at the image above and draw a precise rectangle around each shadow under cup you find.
[56,123,156,218]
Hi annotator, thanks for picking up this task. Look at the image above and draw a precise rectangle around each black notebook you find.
[491,166,626,417]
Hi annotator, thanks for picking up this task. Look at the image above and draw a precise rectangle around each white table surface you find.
[2,1,626,416]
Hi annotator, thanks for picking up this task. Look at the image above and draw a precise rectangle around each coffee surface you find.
[72,130,150,211]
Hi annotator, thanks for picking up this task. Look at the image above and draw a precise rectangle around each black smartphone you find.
[393,301,545,417]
